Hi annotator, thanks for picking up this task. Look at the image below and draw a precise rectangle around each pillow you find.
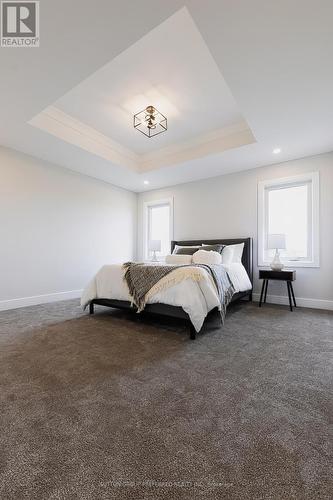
[165,254,192,265]
[173,245,201,255]
[201,244,225,254]
[192,249,222,265]
[221,243,244,266]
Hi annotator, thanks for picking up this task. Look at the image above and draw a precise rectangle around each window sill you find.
[259,261,320,269]
[144,257,166,263]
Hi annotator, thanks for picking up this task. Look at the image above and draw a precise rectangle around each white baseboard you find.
[1,290,332,313]
[0,290,83,312]
[252,293,333,311]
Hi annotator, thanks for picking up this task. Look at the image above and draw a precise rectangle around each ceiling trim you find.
[29,107,255,173]
[138,120,256,171]
[29,106,140,172]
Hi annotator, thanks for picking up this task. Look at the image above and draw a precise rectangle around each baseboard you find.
[1,290,331,313]
[0,290,83,312]
[252,293,333,311]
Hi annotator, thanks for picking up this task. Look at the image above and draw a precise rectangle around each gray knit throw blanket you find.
[123,262,180,312]
[123,262,234,320]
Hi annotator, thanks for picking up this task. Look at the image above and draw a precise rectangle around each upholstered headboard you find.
[171,238,253,285]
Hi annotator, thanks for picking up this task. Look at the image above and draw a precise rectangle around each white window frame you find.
[143,197,174,260]
[258,172,320,268]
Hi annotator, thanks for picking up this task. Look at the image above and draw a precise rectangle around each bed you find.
[82,238,253,340]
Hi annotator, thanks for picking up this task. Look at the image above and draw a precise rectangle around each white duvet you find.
[81,263,252,332]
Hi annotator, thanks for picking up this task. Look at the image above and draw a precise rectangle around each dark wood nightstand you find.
[259,269,296,311]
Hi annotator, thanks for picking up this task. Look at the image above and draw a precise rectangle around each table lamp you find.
[268,233,286,270]
[149,239,161,262]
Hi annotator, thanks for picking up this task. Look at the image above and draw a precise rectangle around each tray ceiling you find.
[1,0,333,191]
[29,8,255,173]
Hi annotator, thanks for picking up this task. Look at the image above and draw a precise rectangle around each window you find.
[144,198,173,260]
[258,172,319,267]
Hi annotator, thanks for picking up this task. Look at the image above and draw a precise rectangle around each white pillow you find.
[221,243,244,266]
[192,249,222,265]
[165,254,192,265]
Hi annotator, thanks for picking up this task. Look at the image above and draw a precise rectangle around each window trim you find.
[258,172,320,268]
[143,197,174,260]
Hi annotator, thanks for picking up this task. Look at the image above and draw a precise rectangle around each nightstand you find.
[259,269,296,311]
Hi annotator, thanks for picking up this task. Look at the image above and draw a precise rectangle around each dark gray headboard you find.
[171,238,253,285]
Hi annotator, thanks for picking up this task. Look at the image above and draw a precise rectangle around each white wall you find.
[138,152,333,310]
[0,146,137,310]
[2,146,332,312]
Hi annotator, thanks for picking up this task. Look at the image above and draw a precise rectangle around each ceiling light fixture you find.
[134,105,167,138]
[273,148,281,154]
[143,180,149,185]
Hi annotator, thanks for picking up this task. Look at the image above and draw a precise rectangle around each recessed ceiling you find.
[0,0,333,192]
[29,8,255,173]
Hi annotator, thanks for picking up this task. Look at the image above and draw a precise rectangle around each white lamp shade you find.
[267,233,286,250]
[149,239,161,252]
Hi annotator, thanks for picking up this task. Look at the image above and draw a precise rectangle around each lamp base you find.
[151,251,158,262]
[270,249,284,271]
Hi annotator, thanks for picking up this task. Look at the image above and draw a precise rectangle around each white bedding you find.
[81,263,252,332]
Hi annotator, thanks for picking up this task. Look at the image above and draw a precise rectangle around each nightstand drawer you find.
[259,269,296,281]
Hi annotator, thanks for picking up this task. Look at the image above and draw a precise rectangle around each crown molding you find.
[29,108,255,173]
[29,106,140,172]
[138,120,256,172]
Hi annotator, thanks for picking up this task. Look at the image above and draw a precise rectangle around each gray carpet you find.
[0,300,332,500]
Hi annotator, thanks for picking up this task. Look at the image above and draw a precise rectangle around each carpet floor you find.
[0,300,332,499]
